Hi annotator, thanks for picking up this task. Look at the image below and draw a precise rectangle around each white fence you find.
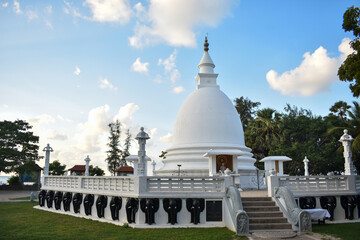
[42,175,227,198]
[268,175,360,197]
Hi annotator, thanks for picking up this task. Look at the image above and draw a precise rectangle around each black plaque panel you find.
[206,200,222,221]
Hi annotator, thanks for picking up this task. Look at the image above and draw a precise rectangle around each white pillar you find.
[135,127,150,176]
[151,160,156,176]
[43,144,53,176]
[303,156,309,176]
[84,155,91,176]
[339,129,356,175]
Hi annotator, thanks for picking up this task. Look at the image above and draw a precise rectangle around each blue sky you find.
[0,0,358,175]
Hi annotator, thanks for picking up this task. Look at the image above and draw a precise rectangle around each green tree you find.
[90,165,105,176]
[329,101,351,120]
[120,129,131,166]
[338,6,360,97]
[0,120,40,174]
[48,160,66,175]
[234,97,261,131]
[105,120,122,176]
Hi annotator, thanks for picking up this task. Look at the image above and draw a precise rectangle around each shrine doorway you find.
[216,155,233,172]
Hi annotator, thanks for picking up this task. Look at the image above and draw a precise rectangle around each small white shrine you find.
[260,156,292,177]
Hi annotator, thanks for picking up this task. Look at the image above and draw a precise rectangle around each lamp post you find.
[303,156,309,176]
[84,155,91,176]
[43,144,53,176]
[177,164,182,177]
[135,127,150,176]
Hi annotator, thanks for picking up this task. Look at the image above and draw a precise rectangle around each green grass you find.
[0,202,246,240]
[312,222,360,240]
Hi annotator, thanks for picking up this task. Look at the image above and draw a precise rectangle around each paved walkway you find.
[240,189,268,197]
[0,190,32,201]
[249,232,340,240]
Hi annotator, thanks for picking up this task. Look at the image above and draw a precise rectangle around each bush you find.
[7,176,20,185]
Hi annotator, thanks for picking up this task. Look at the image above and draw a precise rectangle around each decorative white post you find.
[84,155,91,176]
[303,156,309,176]
[135,127,150,176]
[151,160,156,176]
[43,144,53,176]
[339,129,356,175]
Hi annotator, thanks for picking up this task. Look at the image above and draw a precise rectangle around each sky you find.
[0,0,359,176]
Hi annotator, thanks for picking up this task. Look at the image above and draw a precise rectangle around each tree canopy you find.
[338,5,360,97]
[0,120,40,174]
[235,97,359,175]
[234,97,260,131]
[49,160,66,175]
[90,165,105,176]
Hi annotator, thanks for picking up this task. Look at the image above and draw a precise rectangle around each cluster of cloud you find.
[10,1,53,28]
[99,77,118,91]
[131,57,149,74]
[74,66,81,75]
[129,0,235,48]
[62,0,235,48]
[158,50,185,94]
[266,38,354,96]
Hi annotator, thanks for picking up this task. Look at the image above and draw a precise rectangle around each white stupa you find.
[156,37,258,187]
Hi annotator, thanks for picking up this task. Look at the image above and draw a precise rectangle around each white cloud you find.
[131,57,149,74]
[158,50,177,72]
[84,0,132,23]
[159,133,172,143]
[134,2,146,21]
[99,77,117,91]
[45,20,53,29]
[114,103,139,128]
[57,114,73,123]
[26,10,38,21]
[266,38,353,97]
[172,86,185,94]
[158,50,182,90]
[76,105,111,152]
[13,0,22,14]
[45,5,52,15]
[74,66,81,75]
[129,0,235,48]
[47,130,68,141]
[2,2,8,8]
[29,114,55,125]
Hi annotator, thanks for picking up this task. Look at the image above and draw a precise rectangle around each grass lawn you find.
[312,222,360,240]
[9,196,30,200]
[0,202,246,240]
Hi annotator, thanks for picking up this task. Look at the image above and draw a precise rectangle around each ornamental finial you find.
[204,35,209,52]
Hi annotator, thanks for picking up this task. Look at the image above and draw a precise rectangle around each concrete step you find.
[249,217,288,224]
[250,223,293,230]
[247,211,284,218]
[242,197,272,202]
[243,206,279,212]
[242,201,275,207]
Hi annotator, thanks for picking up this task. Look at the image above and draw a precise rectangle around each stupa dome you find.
[156,37,256,176]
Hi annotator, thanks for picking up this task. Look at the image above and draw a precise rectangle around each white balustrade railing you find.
[356,176,360,192]
[42,175,227,197]
[268,175,360,197]
[278,176,348,192]
[147,177,225,193]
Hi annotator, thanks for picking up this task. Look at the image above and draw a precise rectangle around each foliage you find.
[0,120,40,174]
[120,129,131,166]
[105,120,132,176]
[329,101,351,120]
[233,97,260,131]
[241,101,349,175]
[7,175,20,185]
[0,202,245,240]
[106,120,123,176]
[90,165,105,176]
[159,151,167,159]
[338,6,360,97]
[48,160,66,175]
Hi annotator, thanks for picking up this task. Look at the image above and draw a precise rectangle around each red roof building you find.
[115,166,134,176]
[68,165,92,176]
